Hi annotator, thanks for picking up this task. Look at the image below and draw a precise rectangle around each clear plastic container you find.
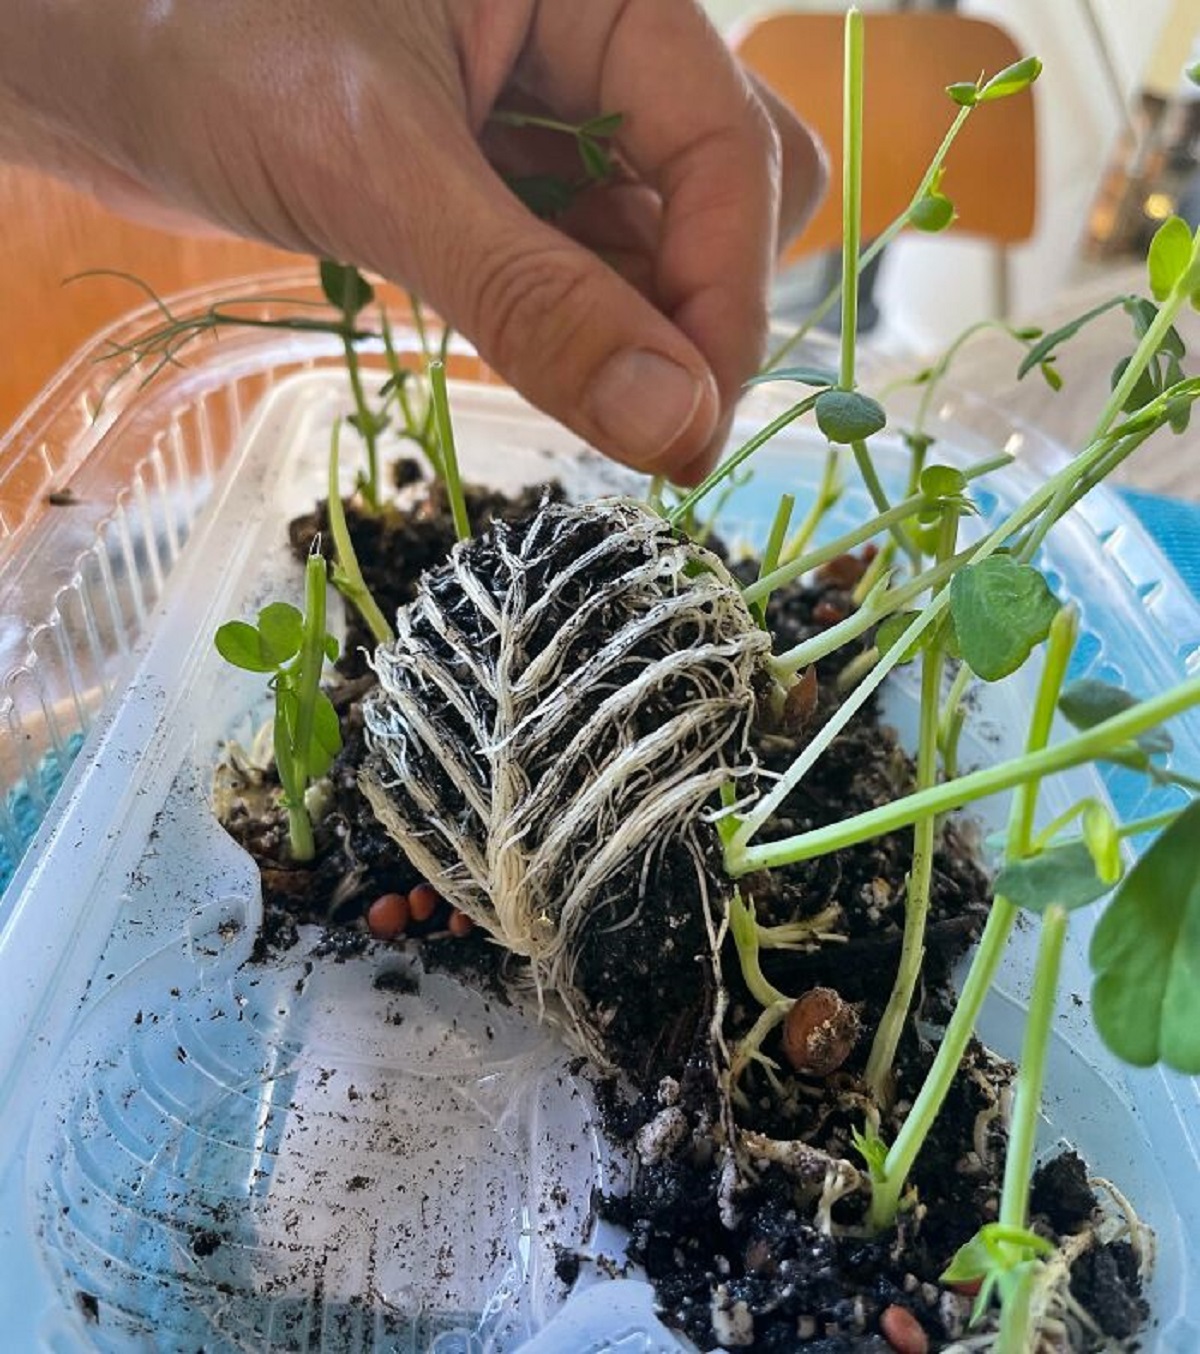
[0,281,1197,1350]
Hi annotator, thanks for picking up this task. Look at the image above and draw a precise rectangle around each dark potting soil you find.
[217,466,1146,1352]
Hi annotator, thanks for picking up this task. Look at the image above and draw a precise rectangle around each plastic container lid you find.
[0,299,1197,1348]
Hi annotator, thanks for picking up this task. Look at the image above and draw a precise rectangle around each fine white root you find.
[361,497,770,1055]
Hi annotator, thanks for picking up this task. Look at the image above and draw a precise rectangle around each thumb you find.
[399,154,721,484]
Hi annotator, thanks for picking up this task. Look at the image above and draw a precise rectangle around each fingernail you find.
[585,349,708,467]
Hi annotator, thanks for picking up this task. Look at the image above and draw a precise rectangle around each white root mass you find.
[360,497,770,1051]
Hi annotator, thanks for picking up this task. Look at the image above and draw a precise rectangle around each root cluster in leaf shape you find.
[360,497,769,1052]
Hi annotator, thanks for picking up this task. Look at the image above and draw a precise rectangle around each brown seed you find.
[811,599,846,626]
[782,987,860,1076]
[448,909,474,938]
[816,552,869,589]
[783,666,819,732]
[408,882,441,923]
[367,892,409,940]
[946,1276,982,1298]
[880,1304,928,1354]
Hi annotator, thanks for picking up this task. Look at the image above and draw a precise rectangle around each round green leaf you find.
[214,620,277,673]
[318,260,374,318]
[1038,360,1063,392]
[1147,215,1194,303]
[257,602,304,667]
[994,840,1117,915]
[1082,800,1122,885]
[979,56,1042,102]
[307,689,344,778]
[1091,799,1200,1073]
[1058,678,1174,756]
[946,81,979,107]
[948,555,1060,682]
[919,464,967,499]
[910,192,955,233]
[814,389,887,444]
[875,611,925,665]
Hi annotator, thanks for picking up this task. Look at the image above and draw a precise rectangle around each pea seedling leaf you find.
[745,365,837,390]
[1147,215,1194,302]
[942,1223,1053,1325]
[1017,295,1130,379]
[815,389,887,444]
[949,555,1060,682]
[994,840,1118,915]
[1039,359,1064,391]
[319,260,374,318]
[308,689,343,779]
[214,620,278,673]
[910,192,955,233]
[578,135,613,182]
[1058,678,1174,756]
[1091,799,1200,1073]
[979,56,1042,102]
[507,174,577,220]
[850,1125,889,1182]
[920,464,967,499]
[257,602,304,666]
[946,81,979,107]
[323,633,341,663]
[1082,799,1122,884]
[875,611,926,665]
[1110,355,1160,415]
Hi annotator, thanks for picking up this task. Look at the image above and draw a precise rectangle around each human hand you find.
[1,1,823,483]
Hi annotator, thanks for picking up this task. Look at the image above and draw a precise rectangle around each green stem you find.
[995,904,1068,1354]
[765,103,973,372]
[832,16,921,571]
[1018,284,1190,566]
[997,1270,1036,1354]
[668,394,820,527]
[293,552,329,791]
[779,449,840,564]
[852,438,921,567]
[866,607,1077,1229]
[733,396,1181,853]
[772,546,972,676]
[868,897,1017,1227]
[751,491,922,605]
[279,551,330,863]
[327,423,394,645]
[864,506,958,1099]
[1116,806,1185,838]
[428,360,472,542]
[753,494,795,626]
[733,659,1200,875]
[488,108,584,137]
[730,893,790,1008]
[839,8,864,393]
[938,662,974,782]
[1000,906,1067,1232]
[342,335,380,510]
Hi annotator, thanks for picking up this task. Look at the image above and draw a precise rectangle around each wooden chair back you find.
[732,11,1038,264]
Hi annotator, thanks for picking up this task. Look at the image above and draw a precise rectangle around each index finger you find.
[523,0,797,431]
